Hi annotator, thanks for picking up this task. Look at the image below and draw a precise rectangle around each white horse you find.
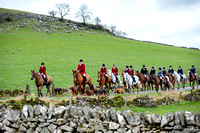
[174,71,186,89]
[108,70,121,89]
[123,72,140,93]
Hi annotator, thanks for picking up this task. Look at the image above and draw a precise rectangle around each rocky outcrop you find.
[0,104,200,133]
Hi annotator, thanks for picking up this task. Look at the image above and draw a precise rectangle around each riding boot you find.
[106,76,108,82]
[83,76,87,84]
[132,76,135,82]
[44,77,48,85]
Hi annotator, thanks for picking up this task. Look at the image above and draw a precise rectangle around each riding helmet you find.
[152,66,154,68]
[41,62,44,65]
[143,65,145,67]
[102,64,105,66]
[179,66,181,68]
[169,66,172,67]
[192,65,194,67]
[158,67,161,70]
[130,65,132,68]
[126,66,128,68]
[79,59,83,62]
[163,67,165,69]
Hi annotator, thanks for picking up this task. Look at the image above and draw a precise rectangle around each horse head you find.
[31,70,35,80]
[97,71,102,81]
[136,71,140,76]
[72,70,78,81]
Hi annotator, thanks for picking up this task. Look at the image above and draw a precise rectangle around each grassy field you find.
[0,8,200,91]
[116,101,200,115]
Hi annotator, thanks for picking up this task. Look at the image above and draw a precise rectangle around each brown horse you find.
[162,76,170,91]
[72,70,94,94]
[151,74,162,92]
[166,73,176,90]
[31,70,53,97]
[97,71,112,89]
[136,71,150,91]
[188,70,199,89]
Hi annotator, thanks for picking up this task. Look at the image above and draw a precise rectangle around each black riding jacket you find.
[141,68,148,75]
[150,69,155,75]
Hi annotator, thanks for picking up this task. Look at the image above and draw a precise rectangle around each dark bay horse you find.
[166,73,176,90]
[151,74,162,92]
[136,71,150,91]
[31,70,53,97]
[97,71,112,89]
[188,70,199,89]
[72,70,94,94]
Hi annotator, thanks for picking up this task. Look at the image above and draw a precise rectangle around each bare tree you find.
[76,4,92,24]
[48,10,57,17]
[115,30,127,37]
[56,3,70,21]
[94,16,101,25]
[110,25,116,34]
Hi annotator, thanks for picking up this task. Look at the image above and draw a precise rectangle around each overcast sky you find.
[1,0,200,48]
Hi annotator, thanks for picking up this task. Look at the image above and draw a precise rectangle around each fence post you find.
[178,92,182,104]
[26,84,30,95]
[98,95,100,106]
[51,83,55,97]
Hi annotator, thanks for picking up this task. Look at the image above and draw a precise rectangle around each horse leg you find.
[78,84,82,94]
[46,85,51,97]
[132,84,134,94]
[83,84,86,95]
[137,84,139,94]
[37,87,40,97]
[40,86,43,97]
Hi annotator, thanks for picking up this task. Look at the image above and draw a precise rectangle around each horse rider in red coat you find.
[39,62,48,85]
[128,65,135,82]
[112,64,119,83]
[77,59,87,83]
[100,64,108,82]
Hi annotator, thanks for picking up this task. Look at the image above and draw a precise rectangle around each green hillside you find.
[0,8,200,90]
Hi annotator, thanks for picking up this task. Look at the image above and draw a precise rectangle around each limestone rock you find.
[161,112,174,127]
[145,111,153,124]
[152,114,162,124]
[116,111,126,125]
[195,114,200,127]
[48,123,57,132]
[185,111,195,125]
[54,106,66,118]
[110,108,118,122]
[109,122,120,130]
[5,109,20,123]
[123,110,135,125]
[34,105,41,115]
[60,125,73,132]
[40,106,48,116]
[135,112,145,125]
[178,111,185,126]
[41,127,50,133]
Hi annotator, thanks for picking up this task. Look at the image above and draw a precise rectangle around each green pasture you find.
[0,9,200,91]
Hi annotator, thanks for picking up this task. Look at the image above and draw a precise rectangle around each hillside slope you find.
[0,8,200,90]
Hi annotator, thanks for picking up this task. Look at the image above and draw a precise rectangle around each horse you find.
[136,71,150,91]
[174,71,187,89]
[108,70,121,90]
[188,70,199,89]
[31,70,53,97]
[150,74,162,92]
[97,71,112,90]
[122,70,140,93]
[166,73,176,90]
[72,70,94,94]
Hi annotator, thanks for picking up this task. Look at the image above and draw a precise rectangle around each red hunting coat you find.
[112,67,118,76]
[77,64,86,75]
[129,68,134,76]
[39,66,47,76]
[101,67,107,74]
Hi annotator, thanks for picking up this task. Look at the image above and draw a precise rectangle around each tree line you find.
[48,3,127,37]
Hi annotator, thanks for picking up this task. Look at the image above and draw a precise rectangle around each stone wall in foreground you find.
[0,103,199,133]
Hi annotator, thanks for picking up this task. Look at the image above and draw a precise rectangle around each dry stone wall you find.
[0,103,200,133]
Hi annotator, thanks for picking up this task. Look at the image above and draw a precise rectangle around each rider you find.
[100,64,108,82]
[112,64,119,83]
[125,66,129,73]
[191,65,196,79]
[150,67,155,75]
[77,59,87,84]
[168,66,174,80]
[162,67,166,76]
[141,65,148,78]
[157,67,163,79]
[39,62,48,85]
[177,66,183,79]
[128,65,135,82]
